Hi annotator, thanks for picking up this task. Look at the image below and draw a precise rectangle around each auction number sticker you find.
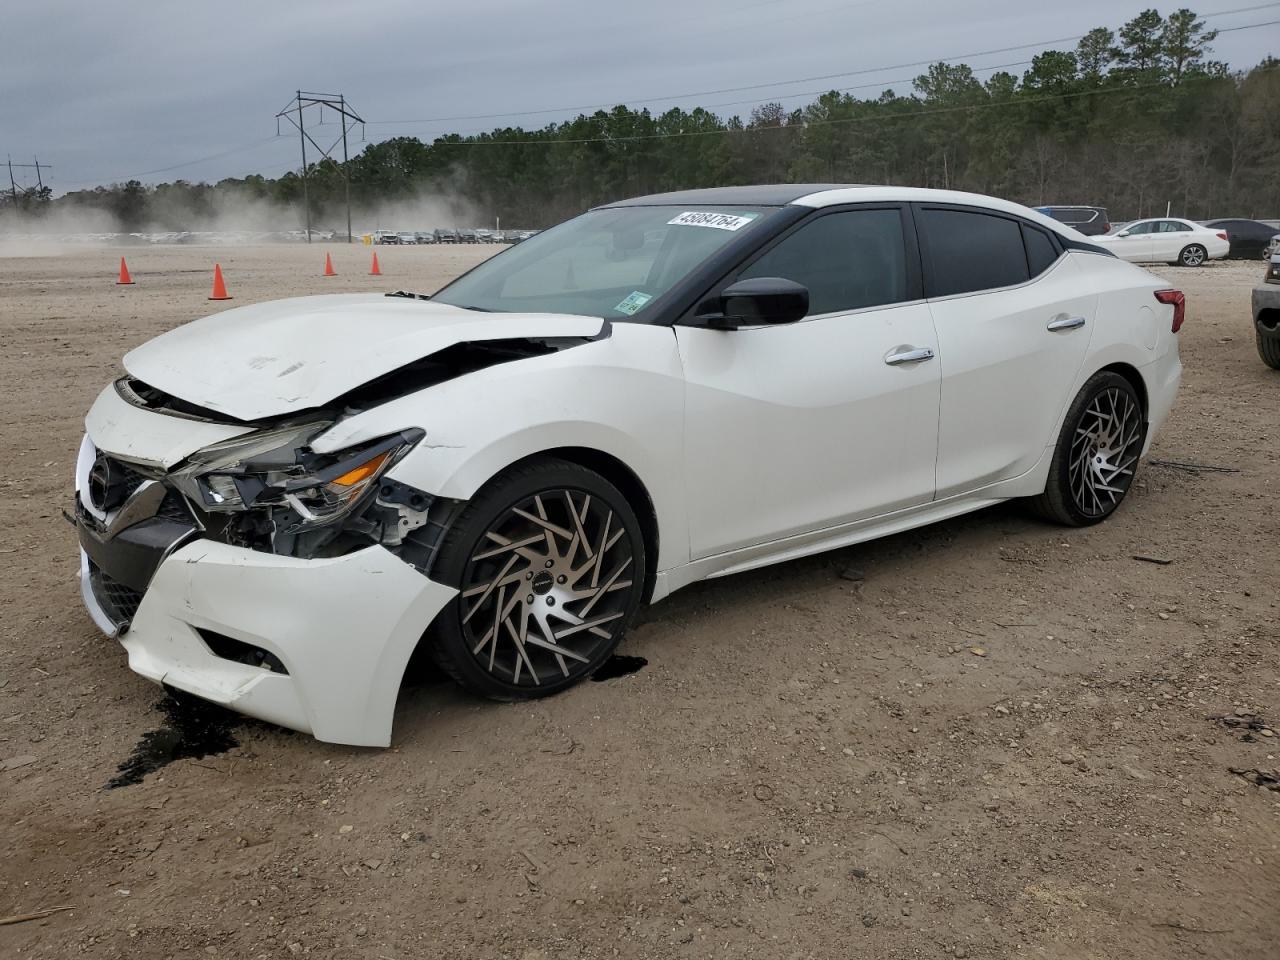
[614,291,654,315]
[667,211,757,231]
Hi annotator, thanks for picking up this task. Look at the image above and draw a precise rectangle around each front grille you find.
[154,489,194,522]
[96,456,156,510]
[88,561,144,629]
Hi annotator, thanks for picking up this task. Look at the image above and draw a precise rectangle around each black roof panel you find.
[599,184,863,208]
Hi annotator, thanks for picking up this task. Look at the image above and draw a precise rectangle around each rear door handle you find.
[884,346,935,366]
[1047,315,1087,332]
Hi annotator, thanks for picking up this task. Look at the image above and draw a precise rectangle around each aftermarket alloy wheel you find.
[1177,244,1207,267]
[430,458,646,700]
[1032,371,1146,526]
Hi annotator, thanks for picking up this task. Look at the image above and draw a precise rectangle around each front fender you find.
[312,324,689,573]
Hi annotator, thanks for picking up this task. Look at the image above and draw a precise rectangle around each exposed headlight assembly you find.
[173,423,424,531]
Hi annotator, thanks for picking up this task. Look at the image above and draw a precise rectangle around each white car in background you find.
[1095,217,1229,266]
[74,185,1183,747]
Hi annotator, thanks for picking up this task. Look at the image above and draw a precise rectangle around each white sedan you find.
[74,186,1183,746]
[1094,217,1229,266]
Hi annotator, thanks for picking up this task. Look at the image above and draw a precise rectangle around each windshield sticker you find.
[667,211,757,231]
[614,291,654,315]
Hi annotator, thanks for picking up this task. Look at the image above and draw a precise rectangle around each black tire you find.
[1031,371,1147,527]
[429,456,646,701]
[1258,322,1280,370]
[1177,244,1207,267]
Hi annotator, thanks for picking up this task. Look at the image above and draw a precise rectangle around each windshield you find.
[432,205,773,318]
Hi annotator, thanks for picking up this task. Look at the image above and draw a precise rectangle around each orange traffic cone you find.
[370,251,382,276]
[208,263,231,301]
[323,252,336,277]
[116,257,135,285]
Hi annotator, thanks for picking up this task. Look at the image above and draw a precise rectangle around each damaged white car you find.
[75,186,1184,746]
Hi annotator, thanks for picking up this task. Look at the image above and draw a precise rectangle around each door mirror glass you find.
[715,277,809,328]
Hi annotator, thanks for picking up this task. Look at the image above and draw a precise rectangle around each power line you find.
[60,135,286,187]
[365,1,1280,128]
[408,58,1042,142]
[427,62,1280,148]
[54,2,1276,188]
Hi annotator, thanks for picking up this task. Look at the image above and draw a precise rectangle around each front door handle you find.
[884,346,935,366]
[1047,315,1087,332]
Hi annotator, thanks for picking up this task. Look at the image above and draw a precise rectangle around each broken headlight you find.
[173,422,423,531]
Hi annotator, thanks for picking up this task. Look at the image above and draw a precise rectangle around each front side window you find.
[919,208,1029,297]
[432,205,774,319]
[736,209,908,315]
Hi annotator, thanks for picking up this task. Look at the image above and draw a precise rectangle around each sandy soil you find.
[0,244,1277,960]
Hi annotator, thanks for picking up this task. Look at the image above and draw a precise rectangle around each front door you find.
[1112,220,1156,261]
[677,207,941,559]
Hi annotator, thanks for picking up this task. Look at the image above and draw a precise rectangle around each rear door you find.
[915,205,1097,498]
[1151,220,1193,261]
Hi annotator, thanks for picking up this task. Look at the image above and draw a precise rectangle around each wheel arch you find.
[1097,361,1149,421]
[514,446,661,604]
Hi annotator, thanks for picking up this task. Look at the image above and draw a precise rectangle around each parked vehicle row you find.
[1036,205,1279,264]
[372,228,540,245]
[1093,218,1230,267]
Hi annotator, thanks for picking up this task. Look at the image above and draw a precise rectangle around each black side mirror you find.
[704,277,809,329]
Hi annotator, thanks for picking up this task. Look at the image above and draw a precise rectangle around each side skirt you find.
[651,487,1026,603]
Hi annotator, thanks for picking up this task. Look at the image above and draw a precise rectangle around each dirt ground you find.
[1,243,1277,960]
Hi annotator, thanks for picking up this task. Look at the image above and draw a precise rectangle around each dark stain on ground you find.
[106,691,244,789]
[591,654,648,682]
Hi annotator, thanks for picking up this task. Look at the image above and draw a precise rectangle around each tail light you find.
[1155,289,1185,333]
[1216,231,1228,241]
[1101,222,1111,233]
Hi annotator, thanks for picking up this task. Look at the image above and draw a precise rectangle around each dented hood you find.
[123,294,604,421]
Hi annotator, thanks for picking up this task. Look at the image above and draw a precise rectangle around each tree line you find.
[6,7,1278,231]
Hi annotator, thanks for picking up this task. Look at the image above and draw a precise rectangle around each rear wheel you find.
[430,458,646,700]
[1177,244,1207,267]
[1258,317,1280,369]
[1032,372,1146,526]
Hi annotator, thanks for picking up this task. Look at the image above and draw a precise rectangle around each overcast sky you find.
[1,0,1275,193]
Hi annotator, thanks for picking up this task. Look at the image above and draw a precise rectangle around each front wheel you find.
[1032,372,1146,526]
[1177,244,1207,267]
[429,458,646,700]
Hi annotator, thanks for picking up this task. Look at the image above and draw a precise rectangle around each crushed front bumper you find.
[81,538,456,747]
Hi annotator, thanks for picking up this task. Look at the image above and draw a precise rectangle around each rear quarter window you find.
[1022,224,1061,277]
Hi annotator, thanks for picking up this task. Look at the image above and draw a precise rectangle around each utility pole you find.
[296,91,310,242]
[340,95,352,244]
[5,155,52,204]
[275,92,364,243]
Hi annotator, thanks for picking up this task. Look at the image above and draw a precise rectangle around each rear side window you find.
[737,209,908,315]
[1023,224,1061,277]
[920,208,1029,297]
